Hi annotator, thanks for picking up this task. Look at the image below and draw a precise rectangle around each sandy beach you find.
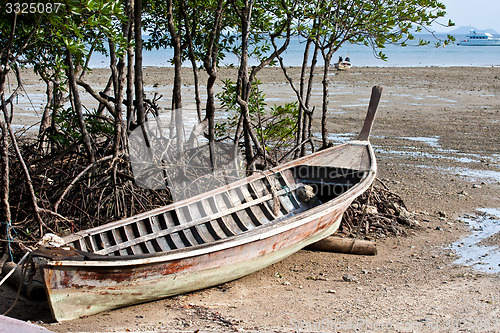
[2,66,499,332]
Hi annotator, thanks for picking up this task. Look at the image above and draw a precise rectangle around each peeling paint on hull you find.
[42,209,346,321]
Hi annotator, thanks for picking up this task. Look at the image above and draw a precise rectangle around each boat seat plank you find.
[248,181,276,222]
[175,208,205,245]
[270,174,291,215]
[85,235,98,252]
[111,229,129,256]
[199,200,227,240]
[216,216,237,236]
[149,216,170,251]
[73,238,88,252]
[94,184,299,255]
[278,170,301,209]
[258,177,285,218]
[122,225,143,255]
[238,186,265,227]
[188,203,215,243]
[256,178,284,218]
[162,213,185,250]
[213,193,242,233]
[136,220,156,254]
[251,179,269,197]
[227,188,255,231]
[98,232,113,249]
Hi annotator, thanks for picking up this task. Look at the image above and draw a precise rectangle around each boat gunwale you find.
[36,140,376,267]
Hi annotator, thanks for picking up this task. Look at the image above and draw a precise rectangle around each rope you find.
[262,172,281,216]
[0,251,30,288]
[1,252,32,316]
[271,170,292,200]
[1,220,17,261]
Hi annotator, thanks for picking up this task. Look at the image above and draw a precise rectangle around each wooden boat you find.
[33,87,382,322]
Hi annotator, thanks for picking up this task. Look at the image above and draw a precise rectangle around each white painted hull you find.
[43,210,346,321]
[458,40,500,46]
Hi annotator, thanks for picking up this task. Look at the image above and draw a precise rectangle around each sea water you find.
[89,34,500,68]
[452,209,500,274]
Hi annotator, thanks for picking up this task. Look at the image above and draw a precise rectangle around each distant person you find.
[338,56,343,63]
[345,56,350,62]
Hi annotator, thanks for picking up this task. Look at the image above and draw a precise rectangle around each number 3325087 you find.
[5,2,62,14]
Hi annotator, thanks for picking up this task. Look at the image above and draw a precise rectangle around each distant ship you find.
[457,30,500,46]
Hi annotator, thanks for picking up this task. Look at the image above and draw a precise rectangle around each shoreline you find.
[2,65,499,332]
[81,64,500,69]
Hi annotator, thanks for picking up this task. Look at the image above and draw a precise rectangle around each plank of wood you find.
[149,216,170,251]
[136,220,156,253]
[111,229,129,256]
[305,236,377,256]
[197,201,226,240]
[357,85,383,141]
[162,213,186,249]
[189,203,214,243]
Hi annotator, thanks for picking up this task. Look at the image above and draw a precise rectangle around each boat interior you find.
[64,165,366,258]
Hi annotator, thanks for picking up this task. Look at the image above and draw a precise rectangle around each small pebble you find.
[342,274,358,283]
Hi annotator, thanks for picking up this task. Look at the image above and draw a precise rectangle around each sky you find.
[437,0,500,33]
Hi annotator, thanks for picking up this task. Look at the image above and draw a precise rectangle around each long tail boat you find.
[33,86,383,322]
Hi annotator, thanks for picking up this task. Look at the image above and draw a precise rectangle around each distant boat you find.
[457,30,500,46]
[334,59,353,70]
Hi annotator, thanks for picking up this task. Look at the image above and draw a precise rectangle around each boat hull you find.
[334,61,353,70]
[457,40,500,46]
[42,205,347,321]
[35,85,383,321]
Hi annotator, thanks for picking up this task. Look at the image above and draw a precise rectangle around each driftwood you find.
[306,236,377,256]
[340,182,420,238]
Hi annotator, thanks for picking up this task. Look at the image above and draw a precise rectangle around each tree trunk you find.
[1,94,45,236]
[66,49,96,163]
[302,43,319,155]
[206,70,217,168]
[0,67,10,257]
[125,0,135,133]
[39,79,53,136]
[295,39,311,158]
[234,0,255,168]
[109,40,125,158]
[321,51,333,149]
[181,6,203,124]
[202,0,226,168]
[0,117,10,247]
[167,0,184,155]
[134,0,145,127]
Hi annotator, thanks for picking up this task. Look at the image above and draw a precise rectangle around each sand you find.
[1,66,499,332]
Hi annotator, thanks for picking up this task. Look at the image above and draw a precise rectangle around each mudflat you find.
[2,66,499,332]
